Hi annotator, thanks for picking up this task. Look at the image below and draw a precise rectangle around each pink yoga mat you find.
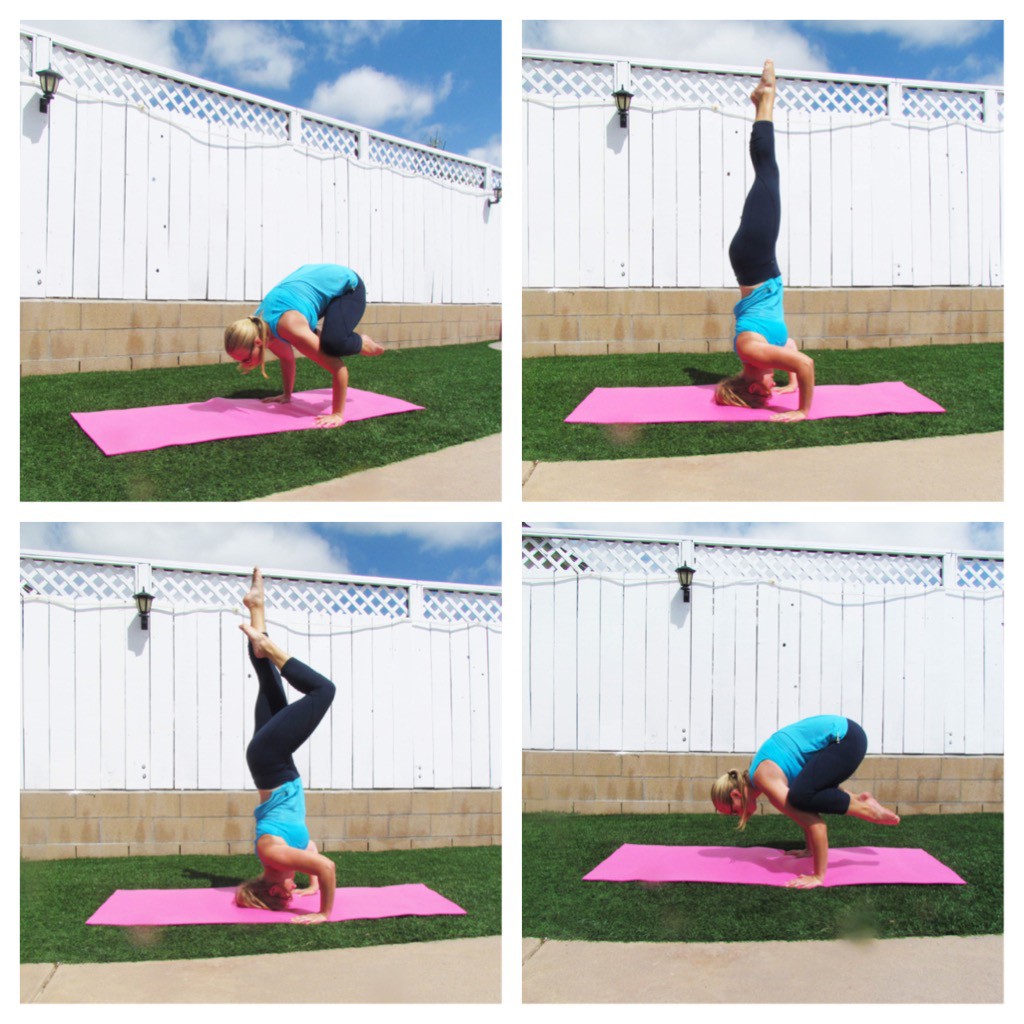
[565,382,944,424]
[87,883,466,926]
[72,387,424,456]
[583,845,965,888]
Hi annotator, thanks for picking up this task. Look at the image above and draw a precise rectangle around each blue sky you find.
[532,523,1003,554]
[26,20,501,164]
[20,523,502,587]
[524,20,1003,85]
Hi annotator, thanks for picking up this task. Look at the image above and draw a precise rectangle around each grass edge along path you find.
[21,844,500,964]
[522,343,1002,462]
[522,812,1002,944]
[21,341,500,501]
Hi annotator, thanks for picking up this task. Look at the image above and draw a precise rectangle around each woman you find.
[235,568,338,924]
[224,264,385,429]
[714,60,815,423]
[710,714,900,888]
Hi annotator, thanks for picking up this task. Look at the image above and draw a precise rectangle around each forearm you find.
[805,821,828,879]
[797,359,815,413]
[331,364,349,417]
[317,860,336,918]
[280,354,296,398]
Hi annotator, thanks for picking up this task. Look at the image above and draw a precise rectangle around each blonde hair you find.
[710,768,755,830]
[235,876,291,912]
[714,375,767,409]
[224,316,270,379]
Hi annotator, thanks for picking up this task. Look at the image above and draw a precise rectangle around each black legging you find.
[245,644,336,791]
[787,720,868,815]
[319,278,367,358]
[728,120,782,286]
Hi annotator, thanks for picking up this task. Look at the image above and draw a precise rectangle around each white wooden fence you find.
[21,552,502,791]
[20,27,502,304]
[523,530,1003,756]
[523,51,1003,290]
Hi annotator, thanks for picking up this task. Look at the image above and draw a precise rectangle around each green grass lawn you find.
[522,344,1003,462]
[21,341,500,501]
[22,844,500,964]
[523,812,1002,943]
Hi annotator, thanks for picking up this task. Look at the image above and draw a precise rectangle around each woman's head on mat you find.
[224,316,270,378]
[714,368,775,409]
[711,769,758,829]
[235,871,296,911]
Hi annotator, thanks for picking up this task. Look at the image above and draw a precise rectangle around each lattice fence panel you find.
[151,569,409,618]
[49,42,291,137]
[301,117,359,156]
[424,589,503,624]
[20,558,136,601]
[522,535,680,576]
[491,169,503,190]
[783,77,889,116]
[20,34,31,77]
[522,58,616,98]
[903,87,984,123]
[694,544,943,586]
[368,135,486,188]
[525,56,998,124]
[957,558,1005,590]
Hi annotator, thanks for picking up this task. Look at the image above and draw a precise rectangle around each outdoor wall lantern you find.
[133,589,155,630]
[37,67,63,113]
[612,87,634,128]
[675,564,696,603]
[488,186,502,206]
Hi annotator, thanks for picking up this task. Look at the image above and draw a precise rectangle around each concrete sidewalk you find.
[523,934,1002,1003]
[256,434,501,501]
[522,432,1002,501]
[22,935,500,1003]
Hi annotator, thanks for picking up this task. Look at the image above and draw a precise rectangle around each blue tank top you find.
[749,715,849,783]
[733,275,788,348]
[254,777,309,851]
[256,264,360,343]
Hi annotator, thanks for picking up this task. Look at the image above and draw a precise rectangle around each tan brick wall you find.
[522,287,1002,357]
[522,750,1002,816]
[21,300,501,376]
[20,789,501,860]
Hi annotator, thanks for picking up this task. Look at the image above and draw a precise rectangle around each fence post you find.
[409,583,425,622]
[983,90,998,124]
[133,559,153,598]
[289,109,302,145]
[32,33,52,75]
[359,129,371,164]
[887,80,903,121]
[942,551,959,593]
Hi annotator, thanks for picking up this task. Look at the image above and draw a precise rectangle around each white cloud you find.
[819,20,995,49]
[24,20,183,70]
[538,523,1002,553]
[20,523,351,575]
[467,133,502,167]
[319,20,405,50]
[524,20,830,74]
[308,66,453,128]
[342,523,500,551]
[202,22,300,89]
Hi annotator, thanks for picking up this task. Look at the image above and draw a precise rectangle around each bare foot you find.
[243,567,264,613]
[751,59,776,106]
[359,334,385,356]
[243,567,266,635]
[240,621,270,658]
[849,791,901,825]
